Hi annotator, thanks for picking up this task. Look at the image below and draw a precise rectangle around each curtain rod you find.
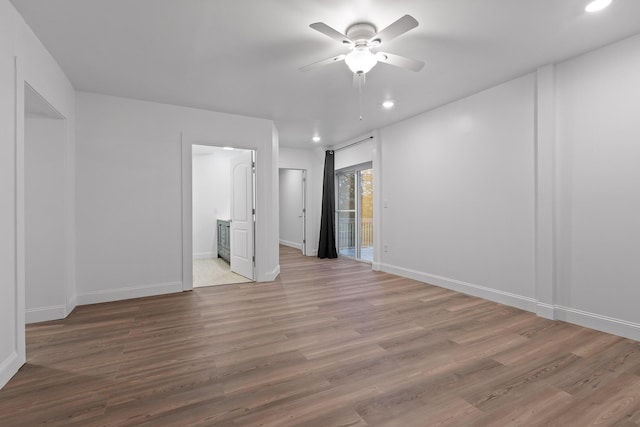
[332,135,374,153]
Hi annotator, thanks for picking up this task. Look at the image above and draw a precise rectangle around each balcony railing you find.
[338,217,373,249]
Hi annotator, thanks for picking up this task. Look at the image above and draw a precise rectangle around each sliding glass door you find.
[336,164,373,262]
[337,171,356,258]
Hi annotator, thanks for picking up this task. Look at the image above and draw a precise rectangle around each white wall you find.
[279,169,304,249]
[334,138,374,171]
[279,146,324,256]
[371,34,640,341]
[25,116,67,323]
[554,34,640,335]
[379,74,536,309]
[192,149,233,259]
[0,4,19,389]
[75,92,279,304]
[0,0,76,388]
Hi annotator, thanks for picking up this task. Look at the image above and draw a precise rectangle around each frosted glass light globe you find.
[345,47,378,74]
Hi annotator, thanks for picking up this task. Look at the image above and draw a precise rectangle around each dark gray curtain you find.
[318,150,338,259]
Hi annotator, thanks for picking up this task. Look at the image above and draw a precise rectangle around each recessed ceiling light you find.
[585,0,612,13]
[312,135,321,143]
[382,100,395,109]
[223,146,234,150]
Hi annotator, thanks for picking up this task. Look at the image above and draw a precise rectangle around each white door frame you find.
[301,169,307,255]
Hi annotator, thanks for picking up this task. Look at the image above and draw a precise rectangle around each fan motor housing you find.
[346,23,377,45]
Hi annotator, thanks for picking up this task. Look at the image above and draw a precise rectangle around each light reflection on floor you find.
[338,246,374,262]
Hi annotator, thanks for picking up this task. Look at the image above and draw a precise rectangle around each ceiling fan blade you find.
[299,54,346,72]
[309,22,353,46]
[376,52,425,72]
[370,15,418,46]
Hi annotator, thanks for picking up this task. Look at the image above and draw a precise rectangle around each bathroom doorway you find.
[191,145,255,287]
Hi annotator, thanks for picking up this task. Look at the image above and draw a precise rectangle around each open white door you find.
[278,169,306,255]
[230,150,255,280]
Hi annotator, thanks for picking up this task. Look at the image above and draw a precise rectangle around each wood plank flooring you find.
[2,245,640,426]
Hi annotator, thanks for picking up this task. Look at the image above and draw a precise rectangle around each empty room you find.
[2,0,640,425]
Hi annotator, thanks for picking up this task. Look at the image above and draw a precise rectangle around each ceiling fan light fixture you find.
[585,0,612,12]
[345,47,378,74]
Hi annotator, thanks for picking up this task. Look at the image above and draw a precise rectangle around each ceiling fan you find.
[301,15,425,75]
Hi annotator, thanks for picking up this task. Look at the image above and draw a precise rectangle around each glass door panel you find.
[359,168,373,262]
[337,172,356,258]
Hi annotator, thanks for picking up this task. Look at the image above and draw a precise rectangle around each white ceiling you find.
[11,0,640,147]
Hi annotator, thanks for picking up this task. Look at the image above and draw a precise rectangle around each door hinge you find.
[252,208,256,215]
[303,239,306,244]
[252,255,255,262]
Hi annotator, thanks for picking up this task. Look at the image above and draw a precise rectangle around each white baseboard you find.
[25,305,66,324]
[279,240,302,250]
[554,305,640,342]
[536,302,557,320]
[0,351,22,390]
[372,262,382,271]
[380,263,537,313]
[66,294,77,317]
[262,265,280,282]
[77,281,183,305]
[193,252,216,260]
[307,249,318,257]
[380,262,640,342]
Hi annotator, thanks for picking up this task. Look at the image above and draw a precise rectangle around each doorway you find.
[336,163,373,262]
[24,84,68,323]
[278,169,306,255]
[191,145,255,287]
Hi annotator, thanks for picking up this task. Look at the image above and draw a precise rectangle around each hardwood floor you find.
[2,246,640,426]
